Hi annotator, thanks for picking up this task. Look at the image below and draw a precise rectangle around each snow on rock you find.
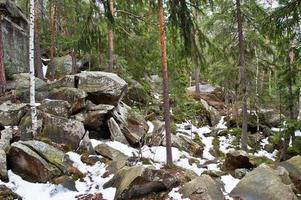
[147,121,154,133]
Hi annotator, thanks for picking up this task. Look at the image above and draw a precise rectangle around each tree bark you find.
[71,50,77,74]
[236,0,248,151]
[0,20,6,94]
[49,1,56,80]
[108,0,114,72]
[34,4,44,80]
[158,0,173,167]
[280,43,295,160]
[29,0,38,137]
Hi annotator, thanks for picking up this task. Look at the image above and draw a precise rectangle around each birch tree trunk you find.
[29,0,38,137]
[0,19,6,94]
[158,0,173,167]
[108,0,114,72]
[236,0,248,151]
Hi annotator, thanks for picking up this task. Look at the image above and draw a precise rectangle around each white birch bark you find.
[29,0,38,137]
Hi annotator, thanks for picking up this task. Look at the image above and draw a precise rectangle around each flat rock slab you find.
[94,143,128,160]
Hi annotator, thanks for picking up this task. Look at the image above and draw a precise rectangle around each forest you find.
[0,0,300,199]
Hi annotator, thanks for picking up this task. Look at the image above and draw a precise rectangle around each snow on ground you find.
[0,152,116,200]
[217,116,227,129]
[168,187,189,200]
[177,122,214,160]
[221,175,240,194]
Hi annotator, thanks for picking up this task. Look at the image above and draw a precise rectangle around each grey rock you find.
[94,143,128,160]
[8,142,61,183]
[38,99,71,117]
[0,101,27,126]
[230,164,298,200]
[180,175,224,200]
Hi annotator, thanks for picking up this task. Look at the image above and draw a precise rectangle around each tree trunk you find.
[158,0,173,167]
[71,50,77,74]
[280,44,295,160]
[236,0,248,151]
[255,47,259,133]
[0,20,6,93]
[195,64,200,94]
[29,0,38,137]
[34,4,44,80]
[50,2,56,80]
[107,0,114,72]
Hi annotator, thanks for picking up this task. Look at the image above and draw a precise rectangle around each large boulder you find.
[104,166,180,200]
[224,150,254,171]
[76,104,114,132]
[38,99,71,117]
[230,164,297,200]
[49,87,87,114]
[74,71,128,105]
[280,155,301,192]
[103,166,145,200]
[12,73,46,90]
[124,80,150,106]
[0,101,27,126]
[162,134,204,157]
[180,175,224,200]
[0,185,22,200]
[94,143,128,160]
[261,109,284,128]
[46,55,73,79]
[8,142,61,182]
[111,102,148,146]
[20,111,86,150]
[20,140,72,173]
[0,149,7,181]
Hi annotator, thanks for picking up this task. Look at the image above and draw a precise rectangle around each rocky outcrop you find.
[0,101,27,126]
[230,164,297,200]
[180,175,224,200]
[224,150,254,170]
[0,185,22,200]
